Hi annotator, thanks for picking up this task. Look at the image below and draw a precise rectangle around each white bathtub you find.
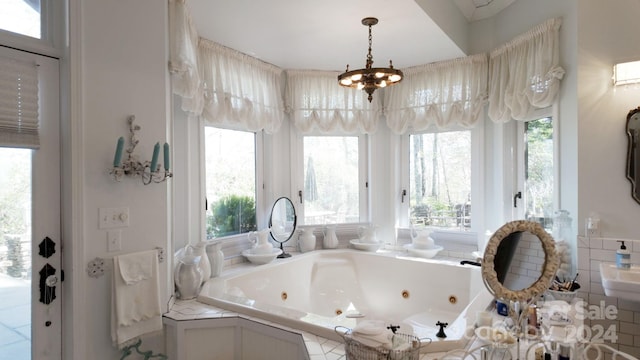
[198,249,494,353]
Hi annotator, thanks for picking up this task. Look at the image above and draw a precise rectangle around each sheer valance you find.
[198,40,285,133]
[285,70,381,134]
[168,1,285,133]
[488,17,565,123]
[168,0,202,115]
[383,53,488,134]
[0,56,39,149]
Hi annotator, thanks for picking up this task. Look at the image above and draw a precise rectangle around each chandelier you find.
[338,17,403,102]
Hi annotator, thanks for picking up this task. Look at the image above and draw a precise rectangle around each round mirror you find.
[626,107,640,204]
[269,197,297,258]
[482,220,559,302]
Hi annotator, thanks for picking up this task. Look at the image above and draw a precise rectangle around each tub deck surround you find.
[164,299,481,360]
[197,248,495,353]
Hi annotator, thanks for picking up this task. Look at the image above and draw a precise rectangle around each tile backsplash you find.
[577,236,640,358]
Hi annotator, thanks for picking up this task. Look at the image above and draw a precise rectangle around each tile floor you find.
[0,274,30,360]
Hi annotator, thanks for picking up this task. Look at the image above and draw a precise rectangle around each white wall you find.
[576,2,640,355]
[70,0,171,358]
[577,0,640,237]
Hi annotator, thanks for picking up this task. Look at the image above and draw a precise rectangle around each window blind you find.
[0,55,39,148]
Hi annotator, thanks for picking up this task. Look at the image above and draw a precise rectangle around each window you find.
[408,130,472,231]
[301,136,364,225]
[204,127,257,238]
[519,116,555,231]
[0,0,41,39]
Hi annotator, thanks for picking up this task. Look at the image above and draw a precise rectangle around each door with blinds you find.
[0,46,62,360]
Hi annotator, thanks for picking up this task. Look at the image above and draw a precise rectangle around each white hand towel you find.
[111,250,163,348]
[118,251,153,285]
[353,319,386,335]
[352,320,394,347]
[351,331,394,348]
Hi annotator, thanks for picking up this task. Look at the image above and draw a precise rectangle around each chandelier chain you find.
[366,24,373,69]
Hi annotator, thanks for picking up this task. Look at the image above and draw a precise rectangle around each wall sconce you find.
[109,115,172,185]
[613,60,640,86]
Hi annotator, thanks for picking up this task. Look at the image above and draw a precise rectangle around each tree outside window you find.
[204,127,257,238]
[409,131,471,230]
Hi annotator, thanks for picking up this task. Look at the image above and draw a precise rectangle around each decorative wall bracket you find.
[87,247,165,278]
[109,115,172,185]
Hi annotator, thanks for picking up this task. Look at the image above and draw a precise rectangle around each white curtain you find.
[168,0,202,115]
[488,17,565,123]
[0,55,39,148]
[168,1,285,133]
[383,53,488,134]
[285,70,381,134]
[199,40,285,134]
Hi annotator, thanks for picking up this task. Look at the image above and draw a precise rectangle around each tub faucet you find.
[460,260,481,267]
[386,324,400,334]
[436,321,448,338]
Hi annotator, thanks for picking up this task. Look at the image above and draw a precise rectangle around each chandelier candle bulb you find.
[163,142,170,170]
[150,142,160,172]
[113,136,125,167]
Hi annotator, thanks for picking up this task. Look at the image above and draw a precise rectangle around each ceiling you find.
[186,0,515,72]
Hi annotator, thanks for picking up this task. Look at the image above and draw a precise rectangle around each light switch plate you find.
[99,207,130,229]
[107,230,121,252]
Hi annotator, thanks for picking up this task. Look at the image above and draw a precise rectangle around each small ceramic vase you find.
[174,254,202,300]
[298,228,316,252]
[323,225,339,249]
[248,229,273,254]
[193,242,211,281]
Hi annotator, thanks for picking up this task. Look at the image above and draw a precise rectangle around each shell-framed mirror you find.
[481,220,559,302]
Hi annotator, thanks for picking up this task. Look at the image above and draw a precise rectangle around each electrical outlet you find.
[99,207,130,229]
[586,217,601,237]
[107,230,122,252]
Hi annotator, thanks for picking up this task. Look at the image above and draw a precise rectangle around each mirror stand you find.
[269,197,297,258]
[277,242,291,258]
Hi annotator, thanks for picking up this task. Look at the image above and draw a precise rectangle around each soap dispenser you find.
[616,241,631,269]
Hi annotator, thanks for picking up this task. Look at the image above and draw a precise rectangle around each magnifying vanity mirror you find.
[626,107,640,204]
[482,220,559,302]
[269,197,297,258]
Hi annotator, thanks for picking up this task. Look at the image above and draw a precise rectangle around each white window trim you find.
[290,129,369,226]
[514,104,559,221]
[398,125,483,245]
[0,0,64,58]
[198,125,265,242]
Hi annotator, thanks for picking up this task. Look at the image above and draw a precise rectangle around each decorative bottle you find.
[209,241,224,277]
[194,241,211,282]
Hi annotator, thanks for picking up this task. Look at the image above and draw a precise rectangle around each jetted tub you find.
[197,249,493,353]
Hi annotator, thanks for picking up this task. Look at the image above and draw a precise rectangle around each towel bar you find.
[87,247,164,278]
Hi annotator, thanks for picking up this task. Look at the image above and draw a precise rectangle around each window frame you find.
[0,0,63,58]
[514,105,559,222]
[291,131,369,226]
[399,125,483,244]
[201,125,265,241]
